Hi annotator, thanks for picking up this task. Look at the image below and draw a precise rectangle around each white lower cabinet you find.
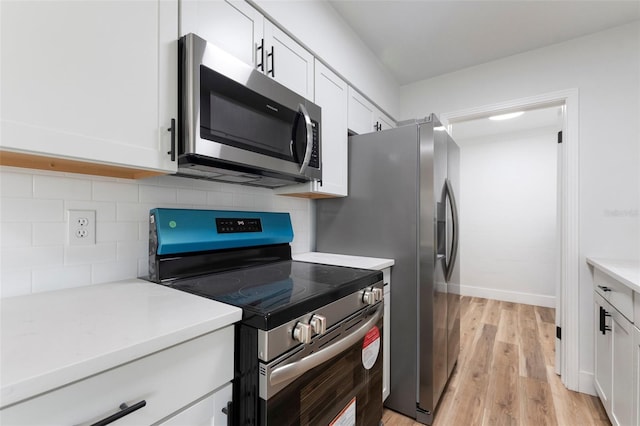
[0,327,234,425]
[634,324,640,426]
[595,293,613,411]
[611,307,634,426]
[161,382,232,425]
[594,292,634,426]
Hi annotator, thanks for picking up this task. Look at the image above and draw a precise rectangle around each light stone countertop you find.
[293,252,395,270]
[0,280,241,408]
[586,257,640,293]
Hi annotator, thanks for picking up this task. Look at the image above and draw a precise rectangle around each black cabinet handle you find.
[167,118,176,161]
[599,306,612,335]
[598,285,612,292]
[90,400,146,426]
[256,39,264,72]
[267,46,275,77]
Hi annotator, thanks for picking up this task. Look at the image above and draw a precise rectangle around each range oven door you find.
[253,305,383,426]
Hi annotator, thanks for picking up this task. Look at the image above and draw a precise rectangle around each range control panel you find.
[216,218,263,234]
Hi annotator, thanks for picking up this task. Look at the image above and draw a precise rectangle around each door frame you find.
[439,88,580,391]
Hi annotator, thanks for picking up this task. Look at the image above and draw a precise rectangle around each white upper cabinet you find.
[181,0,313,99]
[264,22,315,100]
[0,0,178,176]
[348,87,395,135]
[376,111,396,131]
[180,0,263,68]
[276,60,348,198]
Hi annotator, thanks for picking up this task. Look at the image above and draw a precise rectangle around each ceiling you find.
[328,1,640,86]
[451,105,563,145]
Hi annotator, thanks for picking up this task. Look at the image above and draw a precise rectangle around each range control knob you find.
[309,314,327,335]
[293,322,312,344]
[363,289,377,305]
[372,287,384,302]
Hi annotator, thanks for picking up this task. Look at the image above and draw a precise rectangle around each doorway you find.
[439,89,580,392]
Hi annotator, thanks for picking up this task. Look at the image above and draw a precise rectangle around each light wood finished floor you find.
[382,297,610,426]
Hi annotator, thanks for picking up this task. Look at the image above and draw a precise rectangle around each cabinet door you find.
[0,0,177,174]
[348,87,376,135]
[634,325,639,426]
[180,0,263,69]
[611,308,634,426]
[376,111,396,131]
[0,328,234,425]
[313,61,348,197]
[264,22,314,99]
[594,295,613,415]
[275,61,347,198]
[160,382,232,426]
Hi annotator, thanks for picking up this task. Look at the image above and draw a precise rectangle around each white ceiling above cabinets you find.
[328,1,640,85]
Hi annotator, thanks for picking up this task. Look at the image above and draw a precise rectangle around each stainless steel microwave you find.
[177,33,321,188]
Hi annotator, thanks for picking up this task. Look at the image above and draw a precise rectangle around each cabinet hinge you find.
[556,326,561,340]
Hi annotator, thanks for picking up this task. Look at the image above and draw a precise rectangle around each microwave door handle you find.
[269,305,382,389]
[296,103,314,174]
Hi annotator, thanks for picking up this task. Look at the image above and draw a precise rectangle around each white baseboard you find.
[578,371,596,396]
[459,284,555,308]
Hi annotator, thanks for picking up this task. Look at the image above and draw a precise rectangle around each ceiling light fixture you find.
[488,111,525,121]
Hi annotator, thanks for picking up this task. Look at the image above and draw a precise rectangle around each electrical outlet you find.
[67,210,96,245]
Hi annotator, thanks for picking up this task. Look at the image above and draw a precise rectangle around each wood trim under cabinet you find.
[0,150,166,180]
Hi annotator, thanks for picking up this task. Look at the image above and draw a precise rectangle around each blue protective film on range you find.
[151,208,294,255]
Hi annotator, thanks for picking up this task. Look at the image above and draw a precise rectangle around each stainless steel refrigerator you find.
[315,114,460,425]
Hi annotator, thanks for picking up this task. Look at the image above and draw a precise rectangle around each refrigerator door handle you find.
[444,178,459,282]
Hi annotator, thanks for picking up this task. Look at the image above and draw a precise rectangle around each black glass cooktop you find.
[166,260,382,330]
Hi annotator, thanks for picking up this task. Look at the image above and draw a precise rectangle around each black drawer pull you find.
[597,285,612,292]
[90,400,146,426]
[599,306,612,335]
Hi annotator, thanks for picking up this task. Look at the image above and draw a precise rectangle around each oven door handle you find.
[270,305,382,388]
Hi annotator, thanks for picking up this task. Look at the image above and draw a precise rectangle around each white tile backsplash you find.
[33,222,66,246]
[97,222,139,243]
[64,243,117,265]
[0,166,313,297]
[0,172,33,197]
[176,188,208,205]
[32,265,92,293]
[1,198,64,222]
[93,181,139,202]
[1,223,32,247]
[92,259,139,284]
[34,175,92,200]
[0,269,32,298]
[2,246,63,269]
[139,184,177,204]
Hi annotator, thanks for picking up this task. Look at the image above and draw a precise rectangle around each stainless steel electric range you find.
[147,208,384,426]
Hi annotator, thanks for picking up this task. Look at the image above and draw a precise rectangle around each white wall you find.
[0,167,313,298]
[458,127,557,307]
[250,0,400,119]
[401,21,640,393]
